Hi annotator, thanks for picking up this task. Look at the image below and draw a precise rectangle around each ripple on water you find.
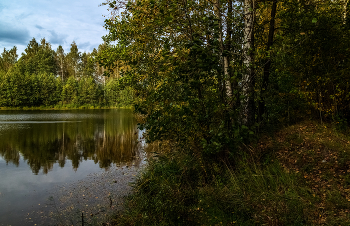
[28,161,146,225]
[0,111,110,122]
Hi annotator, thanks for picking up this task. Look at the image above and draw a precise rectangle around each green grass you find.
[111,121,350,225]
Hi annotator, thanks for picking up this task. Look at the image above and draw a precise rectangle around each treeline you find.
[0,38,133,108]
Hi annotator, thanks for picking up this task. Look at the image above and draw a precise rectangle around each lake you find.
[0,109,144,225]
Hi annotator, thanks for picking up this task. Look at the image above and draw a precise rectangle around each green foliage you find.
[66,41,80,78]
[0,68,132,108]
[334,114,349,132]
[18,38,58,76]
[62,76,79,104]
[262,0,350,124]
[78,76,99,105]
[101,0,251,158]
[105,79,134,107]
[1,67,31,107]
[0,46,18,73]
[0,39,134,108]
[40,73,62,106]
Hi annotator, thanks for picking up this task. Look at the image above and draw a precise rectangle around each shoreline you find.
[0,106,133,111]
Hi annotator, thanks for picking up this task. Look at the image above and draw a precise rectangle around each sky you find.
[0,0,110,57]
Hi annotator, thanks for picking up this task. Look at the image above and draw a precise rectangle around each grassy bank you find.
[0,105,133,110]
[111,121,350,225]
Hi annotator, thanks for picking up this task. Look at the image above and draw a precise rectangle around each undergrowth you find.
[111,121,350,225]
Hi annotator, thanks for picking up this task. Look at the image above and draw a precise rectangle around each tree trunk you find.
[214,0,232,99]
[225,0,233,98]
[242,0,255,127]
[344,0,349,23]
[258,0,277,123]
[61,58,64,81]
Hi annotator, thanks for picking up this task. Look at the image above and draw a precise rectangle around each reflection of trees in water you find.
[0,145,20,166]
[94,129,141,168]
[0,110,141,174]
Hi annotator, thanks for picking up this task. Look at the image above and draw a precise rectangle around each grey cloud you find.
[78,42,91,50]
[35,25,44,30]
[0,25,31,45]
[1,0,108,54]
[48,30,68,45]
[18,12,33,20]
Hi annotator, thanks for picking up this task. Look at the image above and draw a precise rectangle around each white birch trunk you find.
[242,0,255,126]
[344,0,349,23]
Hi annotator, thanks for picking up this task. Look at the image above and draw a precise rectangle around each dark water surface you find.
[0,109,144,225]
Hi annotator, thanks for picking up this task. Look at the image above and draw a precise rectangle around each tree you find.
[1,67,30,107]
[0,47,18,73]
[18,38,57,75]
[66,41,81,78]
[258,0,277,123]
[62,76,79,104]
[56,45,68,81]
[40,73,62,106]
[242,0,256,127]
[100,0,254,157]
[78,76,98,105]
[80,52,96,77]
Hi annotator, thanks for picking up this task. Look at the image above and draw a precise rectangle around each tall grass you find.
[111,121,350,225]
[111,151,312,225]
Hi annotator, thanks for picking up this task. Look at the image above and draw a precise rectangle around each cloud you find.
[35,25,44,30]
[0,25,31,45]
[78,42,91,51]
[48,30,68,45]
[18,11,33,20]
[0,0,109,55]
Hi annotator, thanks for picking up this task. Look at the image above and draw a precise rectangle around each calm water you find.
[0,109,143,225]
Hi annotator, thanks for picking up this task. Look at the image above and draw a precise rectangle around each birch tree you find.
[66,41,80,78]
[242,0,255,127]
[56,45,67,81]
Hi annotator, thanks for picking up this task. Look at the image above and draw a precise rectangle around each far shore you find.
[0,105,133,110]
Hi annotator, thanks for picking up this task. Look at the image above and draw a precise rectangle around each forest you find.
[96,0,350,225]
[0,38,133,108]
[99,0,350,143]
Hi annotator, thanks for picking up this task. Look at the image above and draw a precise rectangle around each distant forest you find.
[0,38,133,108]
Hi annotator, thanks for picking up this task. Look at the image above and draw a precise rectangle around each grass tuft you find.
[111,121,350,225]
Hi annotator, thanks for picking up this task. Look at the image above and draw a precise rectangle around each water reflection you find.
[0,109,141,174]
